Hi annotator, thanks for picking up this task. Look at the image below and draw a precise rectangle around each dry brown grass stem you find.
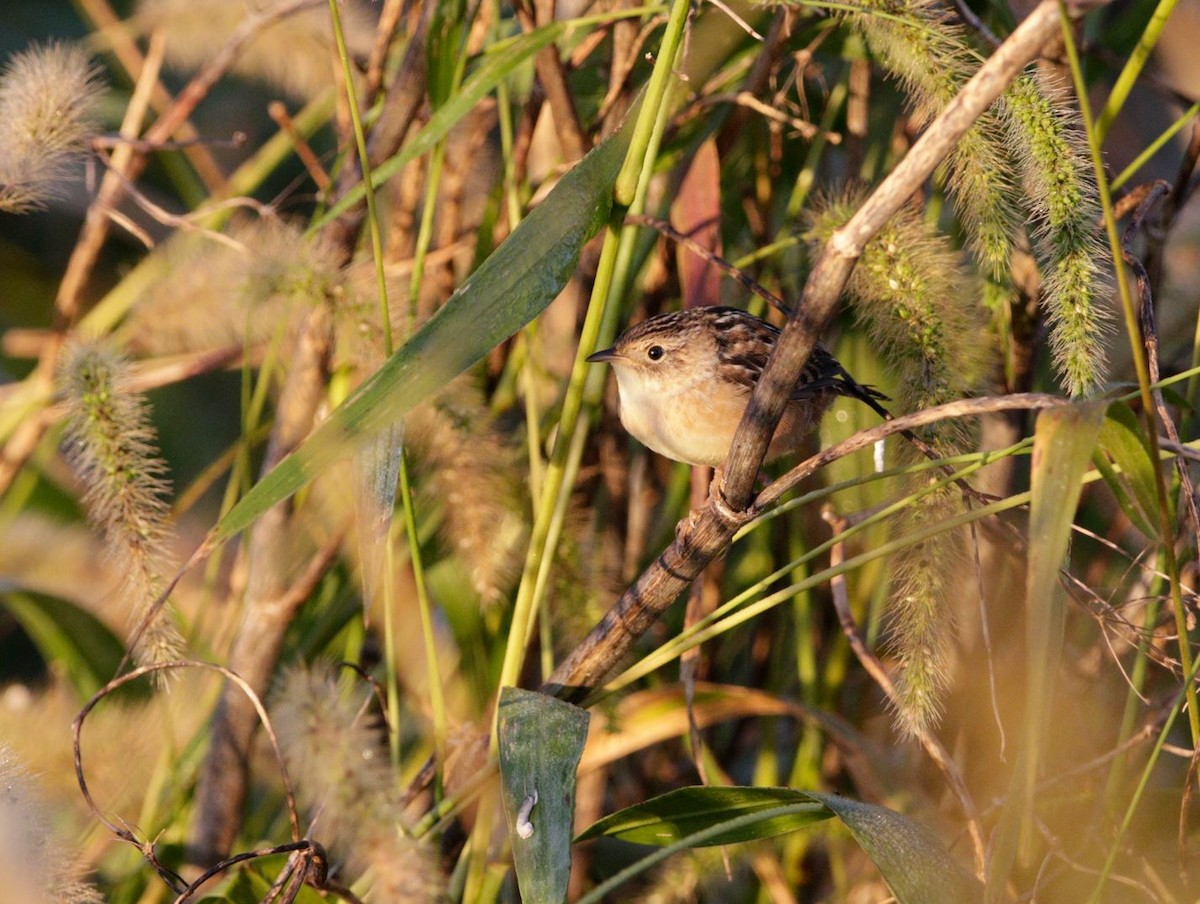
[514,0,587,161]
[1122,181,1200,567]
[74,0,226,189]
[72,662,303,882]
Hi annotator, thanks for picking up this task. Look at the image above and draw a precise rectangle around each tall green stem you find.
[494,0,694,717]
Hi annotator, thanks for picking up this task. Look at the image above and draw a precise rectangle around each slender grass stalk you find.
[1087,649,1200,903]
[613,0,692,206]
[1110,100,1200,191]
[1094,0,1181,145]
[494,226,620,709]
[407,141,450,322]
[328,0,448,778]
[490,7,546,528]
[400,456,447,777]
[494,0,693,712]
[1058,9,1200,745]
[1101,567,1162,809]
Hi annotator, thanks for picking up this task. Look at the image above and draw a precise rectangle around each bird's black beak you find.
[586,347,618,363]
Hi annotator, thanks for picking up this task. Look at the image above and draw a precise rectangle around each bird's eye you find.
[647,345,664,361]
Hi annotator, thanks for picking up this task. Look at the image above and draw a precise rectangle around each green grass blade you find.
[1,585,133,700]
[1095,401,1169,538]
[216,127,630,541]
[986,401,1106,900]
[577,786,831,846]
[809,793,983,904]
[578,789,979,904]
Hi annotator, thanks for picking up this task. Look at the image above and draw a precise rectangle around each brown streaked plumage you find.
[587,306,884,467]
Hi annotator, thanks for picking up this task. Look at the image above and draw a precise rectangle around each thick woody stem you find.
[544,0,1107,699]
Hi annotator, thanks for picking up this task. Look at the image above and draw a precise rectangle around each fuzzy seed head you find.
[58,341,183,672]
[833,0,1022,280]
[0,42,103,213]
[0,746,103,904]
[271,662,440,901]
[406,383,528,606]
[125,219,342,356]
[807,190,984,447]
[1003,72,1111,397]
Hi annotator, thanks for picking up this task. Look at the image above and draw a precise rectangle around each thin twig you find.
[269,101,332,192]
[73,661,303,859]
[700,91,833,141]
[755,394,1063,511]
[1121,182,1200,605]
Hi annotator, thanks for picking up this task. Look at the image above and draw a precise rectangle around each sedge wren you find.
[587,306,884,468]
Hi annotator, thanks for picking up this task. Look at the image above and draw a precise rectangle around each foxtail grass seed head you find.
[1003,72,1111,397]
[125,219,342,356]
[406,384,528,606]
[58,342,184,673]
[0,42,103,214]
[888,486,965,736]
[829,0,1021,281]
[0,746,103,904]
[270,662,439,901]
[807,194,978,733]
[807,191,984,430]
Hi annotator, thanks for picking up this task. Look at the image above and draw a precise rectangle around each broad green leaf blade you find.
[807,793,983,904]
[577,790,978,904]
[0,584,131,700]
[217,127,630,541]
[1094,400,1166,538]
[577,786,831,846]
[1023,401,1107,806]
[987,401,1106,902]
[498,687,590,904]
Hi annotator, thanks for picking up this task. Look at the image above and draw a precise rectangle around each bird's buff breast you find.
[613,373,744,467]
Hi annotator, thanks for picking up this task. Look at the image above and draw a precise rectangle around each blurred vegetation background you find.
[1,0,1200,901]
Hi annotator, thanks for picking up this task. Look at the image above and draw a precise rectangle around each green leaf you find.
[577,786,831,846]
[217,125,631,541]
[0,583,133,700]
[427,0,468,107]
[1094,400,1167,538]
[987,401,1106,901]
[577,789,981,904]
[498,687,591,904]
[809,794,982,904]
